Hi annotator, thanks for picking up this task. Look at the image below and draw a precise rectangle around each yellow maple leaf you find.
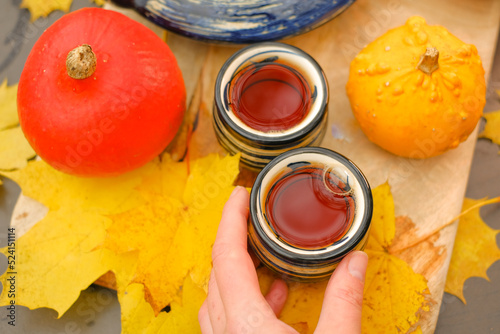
[119,276,205,334]
[20,0,105,21]
[102,153,240,314]
[0,158,150,316]
[103,191,190,312]
[0,152,239,327]
[479,110,500,151]
[258,266,327,333]
[0,80,36,171]
[363,183,430,334]
[0,206,138,316]
[445,197,500,303]
[258,183,431,334]
[20,0,72,21]
[2,159,148,212]
[0,80,18,130]
[0,127,36,170]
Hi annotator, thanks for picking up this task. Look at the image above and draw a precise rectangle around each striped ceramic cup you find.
[213,42,329,171]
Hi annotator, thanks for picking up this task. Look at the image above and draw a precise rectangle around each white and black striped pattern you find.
[213,42,329,171]
[248,147,373,282]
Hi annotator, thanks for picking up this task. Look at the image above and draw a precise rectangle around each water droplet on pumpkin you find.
[415,72,424,86]
[101,53,111,63]
[403,36,414,46]
[416,31,428,44]
[366,64,376,76]
[385,46,391,51]
[430,91,438,102]
[377,63,390,74]
[392,86,403,96]
[422,76,430,89]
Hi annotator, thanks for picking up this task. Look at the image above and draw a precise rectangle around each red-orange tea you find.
[230,62,311,132]
[265,165,355,249]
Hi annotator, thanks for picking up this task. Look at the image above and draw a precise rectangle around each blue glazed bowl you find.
[111,0,356,43]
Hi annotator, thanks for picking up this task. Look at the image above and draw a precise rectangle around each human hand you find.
[198,186,369,334]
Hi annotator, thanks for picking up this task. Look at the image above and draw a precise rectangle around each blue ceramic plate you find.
[112,0,355,43]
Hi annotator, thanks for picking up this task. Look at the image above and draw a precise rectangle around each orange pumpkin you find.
[346,16,486,158]
[18,8,186,176]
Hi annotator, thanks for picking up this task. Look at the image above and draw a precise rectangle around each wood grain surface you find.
[7,0,500,333]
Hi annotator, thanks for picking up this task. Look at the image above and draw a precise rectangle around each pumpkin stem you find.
[417,47,439,75]
[66,44,97,80]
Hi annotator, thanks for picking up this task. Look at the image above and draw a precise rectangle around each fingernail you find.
[230,186,243,198]
[348,251,368,282]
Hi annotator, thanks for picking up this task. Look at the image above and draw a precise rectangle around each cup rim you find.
[214,42,328,145]
[249,147,373,263]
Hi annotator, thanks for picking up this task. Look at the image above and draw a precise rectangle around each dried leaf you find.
[0,80,36,171]
[363,184,431,333]
[479,110,500,151]
[0,206,138,317]
[258,266,326,334]
[119,276,205,334]
[103,154,239,314]
[0,152,239,328]
[0,160,146,315]
[103,190,190,312]
[2,159,147,213]
[0,127,36,170]
[391,216,447,280]
[445,197,500,303]
[0,80,18,130]
[19,0,105,21]
[258,183,431,334]
[20,0,72,21]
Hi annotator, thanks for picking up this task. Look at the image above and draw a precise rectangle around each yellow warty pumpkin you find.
[346,16,486,158]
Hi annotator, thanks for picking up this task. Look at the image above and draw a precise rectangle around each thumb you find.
[315,251,368,334]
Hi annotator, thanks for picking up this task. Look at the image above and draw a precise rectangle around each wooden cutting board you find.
[10,0,500,333]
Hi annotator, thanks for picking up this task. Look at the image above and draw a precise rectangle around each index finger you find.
[211,186,268,316]
[214,186,249,251]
